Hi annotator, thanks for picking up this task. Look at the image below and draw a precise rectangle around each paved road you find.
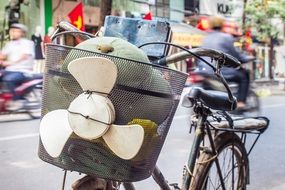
[0,95,284,190]
[248,96,285,190]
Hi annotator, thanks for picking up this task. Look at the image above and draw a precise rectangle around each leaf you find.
[245,0,284,43]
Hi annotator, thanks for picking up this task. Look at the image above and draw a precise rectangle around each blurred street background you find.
[1,0,285,79]
[1,0,285,189]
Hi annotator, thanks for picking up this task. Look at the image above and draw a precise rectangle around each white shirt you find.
[2,38,35,73]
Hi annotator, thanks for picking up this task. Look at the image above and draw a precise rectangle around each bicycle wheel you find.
[189,132,248,190]
[71,175,135,190]
[24,87,42,119]
[244,89,260,117]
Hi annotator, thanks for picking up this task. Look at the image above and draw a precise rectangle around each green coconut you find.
[70,37,150,63]
[61,37,152,93]
[51,36,173,125]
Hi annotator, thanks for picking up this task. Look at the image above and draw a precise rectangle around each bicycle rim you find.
[189,133,248,190]
[25,88,42,119]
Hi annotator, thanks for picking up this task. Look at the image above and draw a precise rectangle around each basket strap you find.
[116,84,178,99]
[48,69,72,78]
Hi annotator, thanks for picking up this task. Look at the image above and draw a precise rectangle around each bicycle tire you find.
[25,87,42,119]
[244,89,260,117]
[123,182,136,190]
[189,132,248,190]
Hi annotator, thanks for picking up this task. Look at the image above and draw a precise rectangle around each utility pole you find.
[242,0,247,34]
[263,0,274,79]
[193,0,199,13]
[99,0,113,28]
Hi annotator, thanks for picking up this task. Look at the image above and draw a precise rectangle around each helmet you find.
[209,16,225,30]
[10,23,28,33]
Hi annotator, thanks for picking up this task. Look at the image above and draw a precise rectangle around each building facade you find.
[0,0,186,38]
[0,0,42,46]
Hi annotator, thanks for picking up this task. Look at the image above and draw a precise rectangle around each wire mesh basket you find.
[38,43,188,182]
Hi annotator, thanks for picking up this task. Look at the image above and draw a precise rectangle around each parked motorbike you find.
[0,71,42,119]
[186,68,260,117]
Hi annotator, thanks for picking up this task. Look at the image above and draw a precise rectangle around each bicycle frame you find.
[149,102,231,190]
[182,104,206,189]
[144,106,266,190]
[182,103,229,190]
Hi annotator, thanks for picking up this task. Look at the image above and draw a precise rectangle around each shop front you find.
[168,22,206,73]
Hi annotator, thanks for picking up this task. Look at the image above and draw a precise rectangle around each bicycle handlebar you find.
[153,48,241,68]
[51,21,93,41]
[58,21,81,33]
[150,46,238,104]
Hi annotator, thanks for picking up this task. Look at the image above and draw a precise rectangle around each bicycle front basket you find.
[38,43,187,182]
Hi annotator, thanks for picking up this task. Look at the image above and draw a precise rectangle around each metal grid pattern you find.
[38,44,187,182]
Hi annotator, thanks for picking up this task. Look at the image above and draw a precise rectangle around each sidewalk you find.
[253,78,285,96]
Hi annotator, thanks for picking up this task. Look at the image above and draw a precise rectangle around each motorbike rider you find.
[0,23,35,110]
[196,16,255,110]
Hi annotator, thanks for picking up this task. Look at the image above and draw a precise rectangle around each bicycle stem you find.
[50,21,95,42]
[215,61,237,110]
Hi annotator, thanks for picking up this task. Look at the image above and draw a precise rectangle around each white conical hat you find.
[102,124,144,160]
[39,57,144,160]
[67,93,114,140]
[68,56,117,95]
[39,110,72,158]
[67,93,144,159]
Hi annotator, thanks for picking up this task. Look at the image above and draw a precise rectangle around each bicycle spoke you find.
[202,145,243,190]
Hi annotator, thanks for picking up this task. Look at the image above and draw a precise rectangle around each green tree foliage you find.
[245,0,285,42]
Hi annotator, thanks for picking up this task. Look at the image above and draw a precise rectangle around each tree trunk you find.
[242,0,248,33]
[99,0,113,28]
[269,38,274,79]
[283,19,285,45]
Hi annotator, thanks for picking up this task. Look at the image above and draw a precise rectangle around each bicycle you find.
[38,20,269,190]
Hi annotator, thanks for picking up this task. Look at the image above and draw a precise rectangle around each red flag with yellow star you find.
[68,2,85,31]
[143,12,152,20]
